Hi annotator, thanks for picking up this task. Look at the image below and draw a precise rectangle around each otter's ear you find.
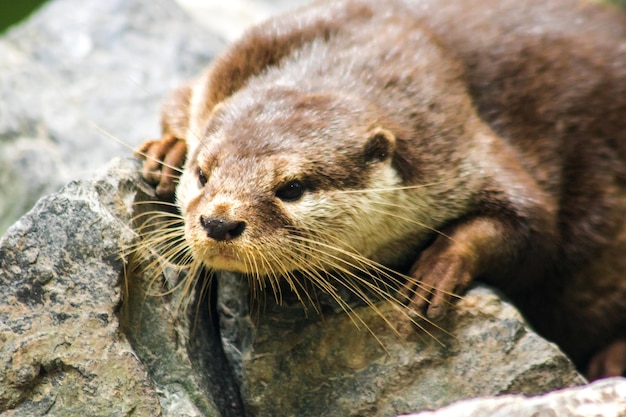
[363,127,396,163]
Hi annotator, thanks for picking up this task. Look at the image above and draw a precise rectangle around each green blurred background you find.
[1,0,48,33]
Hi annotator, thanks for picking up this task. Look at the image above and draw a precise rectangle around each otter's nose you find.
[199,216,246,241]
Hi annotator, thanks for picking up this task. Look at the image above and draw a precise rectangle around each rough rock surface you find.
[219,278,586,417]
[402,377,626,417]
[0,158,241,417]
[0,0,223,235]
[0,158,161,416]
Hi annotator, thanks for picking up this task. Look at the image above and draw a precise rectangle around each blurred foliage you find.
[607,0,626,7]
[0,0,48,33]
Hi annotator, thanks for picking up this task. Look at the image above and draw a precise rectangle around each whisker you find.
[289,229,424,295]
[256,242,286,305]
[132,219,184,236]
[120,168,183,181]
[274,251,333,316]
[132,200,183,210]
[295,226,459,299]
[285,233,454,341]
[364,204,454,242]
[246,243,271,314]
[283,249,381,334]
[270,236,387,320]
[90,121,184,174]
[334,180,457,194]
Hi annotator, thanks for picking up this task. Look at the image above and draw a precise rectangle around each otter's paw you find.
[135,134,187,199]
[586,339,626,381]
[402,236,474,320]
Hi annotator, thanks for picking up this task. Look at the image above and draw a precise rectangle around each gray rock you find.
[218,277,586,417]
[401,377,626,417]
[0,0,223,235]
[0,158,242,417]
[0,158,161,416]
[175,0,313,41]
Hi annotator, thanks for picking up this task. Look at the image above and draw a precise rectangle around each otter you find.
[136,0,626,379]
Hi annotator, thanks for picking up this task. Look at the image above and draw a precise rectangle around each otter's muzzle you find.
[200,216,246,241]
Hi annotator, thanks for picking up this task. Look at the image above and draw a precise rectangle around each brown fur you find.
[138,0,626,378]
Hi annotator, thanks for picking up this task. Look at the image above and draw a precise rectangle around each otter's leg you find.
[404,214,532,320]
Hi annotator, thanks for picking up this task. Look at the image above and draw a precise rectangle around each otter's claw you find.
[403,237,473,320]
[402,216,513,320]
[135,134,187,199]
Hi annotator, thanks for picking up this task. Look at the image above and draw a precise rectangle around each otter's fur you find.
[137,0,626,378]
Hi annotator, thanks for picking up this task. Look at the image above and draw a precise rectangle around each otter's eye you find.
[197,168,207,188]
[276,180,305,202]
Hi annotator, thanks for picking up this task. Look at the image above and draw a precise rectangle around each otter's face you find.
[176,90,432,276]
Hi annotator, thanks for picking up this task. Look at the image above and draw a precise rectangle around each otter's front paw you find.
[586,339,626,380]
[403,236,475,320]
[135,134,187,199]
[402,216,514,320]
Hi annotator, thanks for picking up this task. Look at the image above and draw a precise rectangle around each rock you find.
[0,0,223,235]
[401,377,626,417]
[176,0,313,41]
[0,158,241,416]
[218,277,585,417]
[0,158,160,415]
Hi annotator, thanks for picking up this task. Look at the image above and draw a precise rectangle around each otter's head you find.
[176,87,432,277]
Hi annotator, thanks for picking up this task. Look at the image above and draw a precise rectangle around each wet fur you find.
[138,0,626,377]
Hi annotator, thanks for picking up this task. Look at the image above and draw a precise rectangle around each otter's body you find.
[138,0,626,377]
